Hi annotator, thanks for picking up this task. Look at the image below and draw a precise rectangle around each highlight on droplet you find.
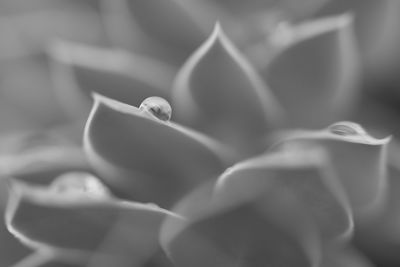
[139,96,172,122]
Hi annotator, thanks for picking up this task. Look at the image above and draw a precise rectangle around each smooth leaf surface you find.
[263,15,358,127]
[314,0,399,61]
[215,145,353,240]
[321,245,374,267]
[201,0,329,19]
[10,251,85,267]
[173,24,282,154]
[84,95,234,207]
[6,174,178,266]
[161,155,323,267]
[0,131,89,184]
[0,177,32,267]
[50,42,174,119]
[125,0,210,62]
[278,121,390,215]
[354,142,400,265]
[1,146,88,185]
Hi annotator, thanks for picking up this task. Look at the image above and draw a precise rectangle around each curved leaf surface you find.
[84,94,234,207]
[6,174,178,266]
[173,24,282,154]
[214,145,353,241]
[278,121,391,215]
[263,15,359,127]
[160,153,324,267]
[50,42,174,119]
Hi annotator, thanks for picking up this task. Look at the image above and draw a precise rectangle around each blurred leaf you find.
[200,0,329,19]
[0,131,89,185]
[0,5,104,60]
[354,141,400,265]
[0,177,32,267]
[172,24,283,154]
[314,0,400,61]
[161,164,321,267]
[6,174,177,266]
[321,245,374,267]
[84,94,235,207]
[214,145,353,241]
[0,54,67,127]
[124,0,210,62]
[278,121,390,216]
[262,14,359,127]
[50,42,175,120]
[10,251,85,267]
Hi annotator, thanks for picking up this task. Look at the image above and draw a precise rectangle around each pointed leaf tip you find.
[278,122,390,216]
[173,25,282,152]
[265,14,359,127]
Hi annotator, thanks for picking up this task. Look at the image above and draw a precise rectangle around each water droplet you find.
[50,172,110,198]
[139,97,172,122]
[328,121,365,136]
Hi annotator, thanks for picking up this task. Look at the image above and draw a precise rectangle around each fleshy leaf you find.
[173,24,282,154]
[10,251,85,267]
[161,170,320,267]
[0,177,32,267]
[215,145,353,240]
[1,146,88,185]
[84,94,235,207]
[6,174,178,266]
[263,14,359,127]
[353,141,400,265]
[314,0,398,60]
[50,42,174,119]
[203,0,329,19]
[0,131,89,184]
[278,121,391,215]
[321,245,374,267]
[124,0,210,62]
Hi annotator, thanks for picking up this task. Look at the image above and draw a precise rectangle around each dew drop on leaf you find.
[328,121,365,136]
[50,172,111,198]
[139,96,172,122]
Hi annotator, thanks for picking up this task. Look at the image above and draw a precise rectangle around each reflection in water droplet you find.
[328,121,365,136]
[51,172,110,198]
[139,96,172,122]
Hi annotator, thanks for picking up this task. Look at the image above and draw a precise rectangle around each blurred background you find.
[1,0,400,267]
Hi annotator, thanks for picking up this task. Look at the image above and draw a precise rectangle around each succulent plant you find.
[1,1,400,267]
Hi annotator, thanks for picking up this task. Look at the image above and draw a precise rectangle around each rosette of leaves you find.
[0,2,397,267]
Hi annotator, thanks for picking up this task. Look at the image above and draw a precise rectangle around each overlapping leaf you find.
[320,245,374,267]
[124,0,211,62]
[50,42,174,119]
[262,15,359,127]
[0,177,31,267]
[199,0,329,20]
[10,251,85,267]
[315,0,400,61]
[6,173,178,266]
[173,24,283,154]
[353,141,400,265]
[214,145,353,241]
[0,131,89,185]
[84,94,234,207]
[278,121,390,215]
[160,148,334,267]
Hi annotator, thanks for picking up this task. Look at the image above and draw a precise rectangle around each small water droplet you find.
[51,172,110,198]
[328,121,365,136]
[139,97,172,122]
